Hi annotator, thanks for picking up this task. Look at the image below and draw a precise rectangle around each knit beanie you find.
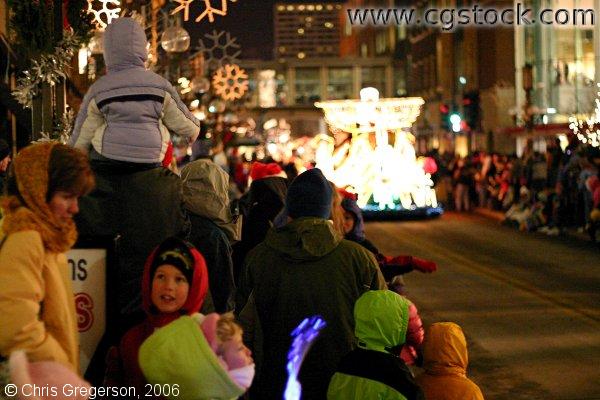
[249,162,286,181]
[0,139,10,160]
[150,237,195,284]
[286,168,332,219]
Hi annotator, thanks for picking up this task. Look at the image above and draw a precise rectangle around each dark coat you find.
[186,213,235,312]
[75,162,187,316]
[232,176,288,284]
[240,217,384,400]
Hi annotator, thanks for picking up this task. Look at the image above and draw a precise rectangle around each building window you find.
[327,67,353,100]
[376,32,387,54]
[361,67,386,94]
[394,66,407,97]
[295,68,321,105]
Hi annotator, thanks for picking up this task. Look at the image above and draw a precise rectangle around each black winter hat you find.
[286,168,333,219]
[150,237,195,284]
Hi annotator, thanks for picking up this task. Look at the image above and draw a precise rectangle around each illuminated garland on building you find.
[12,33,81,108]
[569,82,600,148]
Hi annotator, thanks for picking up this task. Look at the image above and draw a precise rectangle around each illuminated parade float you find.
[315,88,442,218]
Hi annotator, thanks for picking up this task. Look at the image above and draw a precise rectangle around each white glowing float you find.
[315,88,441,217]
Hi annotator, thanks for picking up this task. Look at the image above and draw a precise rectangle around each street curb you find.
[473,207,594,243]
[473,207,505,222]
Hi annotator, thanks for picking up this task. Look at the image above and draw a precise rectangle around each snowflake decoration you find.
[198,30,241,70]
[212,64,249,101]
[170,0,237,23]
[87,0,121,30]
[170,0,194,21]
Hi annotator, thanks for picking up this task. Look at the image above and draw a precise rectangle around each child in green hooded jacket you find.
[327,290,424,400]
[139,312,254,400]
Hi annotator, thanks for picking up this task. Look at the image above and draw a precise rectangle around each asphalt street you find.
[364,212,600,400]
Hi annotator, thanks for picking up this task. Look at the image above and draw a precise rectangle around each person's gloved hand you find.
[410,257,437,273]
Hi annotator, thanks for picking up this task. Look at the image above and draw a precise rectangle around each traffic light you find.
[449,113,462,133]
[440,103,450,130]
[463,91,480,131]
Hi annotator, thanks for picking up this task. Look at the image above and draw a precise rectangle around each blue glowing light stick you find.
[283,316,327,400]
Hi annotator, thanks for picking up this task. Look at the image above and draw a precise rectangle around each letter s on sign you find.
[75,293,94,332]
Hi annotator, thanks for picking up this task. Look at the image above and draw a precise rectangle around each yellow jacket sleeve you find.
[0,232,70,364]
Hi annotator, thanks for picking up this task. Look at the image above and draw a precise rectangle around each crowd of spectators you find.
[430,136,600,242]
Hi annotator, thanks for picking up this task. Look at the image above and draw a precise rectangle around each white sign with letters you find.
[67,248,106,375]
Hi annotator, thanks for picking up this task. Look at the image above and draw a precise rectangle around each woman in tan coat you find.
[416,322,484,400]
[0,142,94,372]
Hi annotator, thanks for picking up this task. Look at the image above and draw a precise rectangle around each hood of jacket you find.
[103,18,147,72]
[264,217,341,262]
[354,290,409,354]
[247,176,288,209]
[181,159,241,242]
[139,316,245,400]
[341,197,365,242]
[423,322,469,377]
[141,237,209,328]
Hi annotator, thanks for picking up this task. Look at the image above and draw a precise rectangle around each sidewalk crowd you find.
[430,137,600,242]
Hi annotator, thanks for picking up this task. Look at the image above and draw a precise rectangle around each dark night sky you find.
[183,0,346,60]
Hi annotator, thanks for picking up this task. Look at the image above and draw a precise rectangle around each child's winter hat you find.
[150,237,195,284]
[338,189,365,242]
[285,168,332,219]
[139,315,245,400]
[249,162,287,181]
[354,290,409,354]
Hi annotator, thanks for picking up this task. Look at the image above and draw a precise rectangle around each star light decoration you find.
[212,64,249,101]
[170,0,238,23]
[87,0,121,30]
[569,82,600,148]
[197,30,241,70]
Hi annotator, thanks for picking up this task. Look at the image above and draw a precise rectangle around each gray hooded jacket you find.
[70,18,200,163]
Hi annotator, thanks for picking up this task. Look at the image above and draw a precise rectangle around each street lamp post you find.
[522,63,534,131]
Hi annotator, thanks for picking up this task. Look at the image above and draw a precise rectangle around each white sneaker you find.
[546,227,560,236]
[538,226,550,233]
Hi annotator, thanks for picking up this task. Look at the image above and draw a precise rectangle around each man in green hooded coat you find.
[239,168,385,400]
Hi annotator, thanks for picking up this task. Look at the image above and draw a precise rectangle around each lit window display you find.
[327,67,353,100]
[295,68,321,105]
[523,0,595,117]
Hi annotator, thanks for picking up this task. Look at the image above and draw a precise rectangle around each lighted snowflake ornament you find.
[198,30,241,70]
[87,0,121,30]
[171,0,194,21]
[170,0,237,23]
[212,64,249,101]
